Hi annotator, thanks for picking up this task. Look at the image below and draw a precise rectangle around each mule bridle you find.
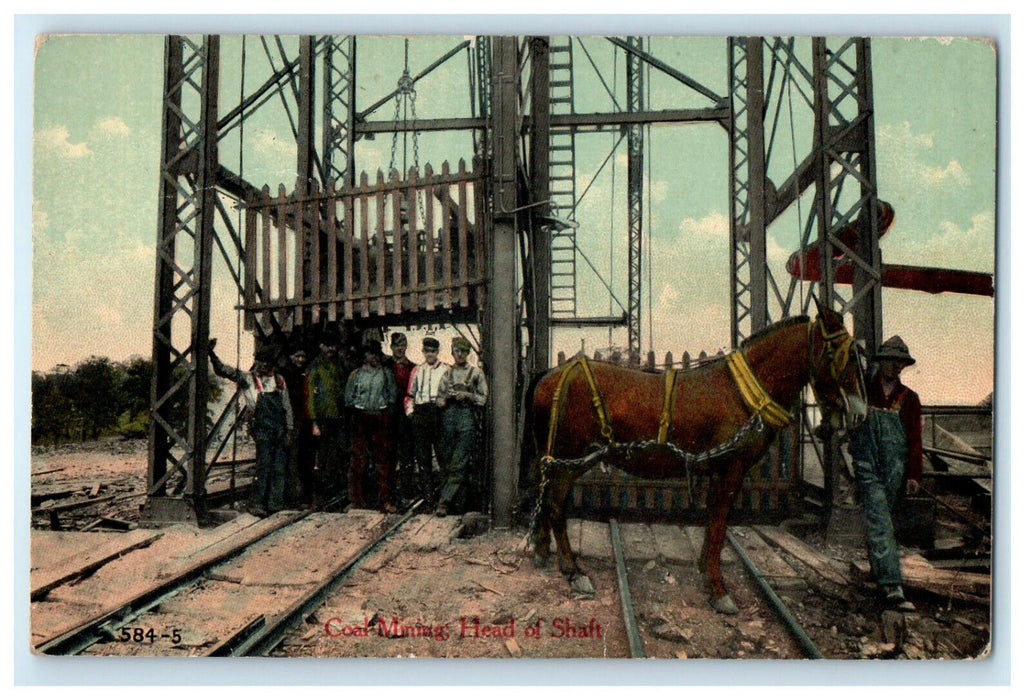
[808,317,867,412]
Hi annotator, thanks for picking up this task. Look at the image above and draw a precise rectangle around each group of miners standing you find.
[208,331,487,520]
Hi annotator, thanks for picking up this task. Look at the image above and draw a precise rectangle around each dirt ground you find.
[29,439,992,660]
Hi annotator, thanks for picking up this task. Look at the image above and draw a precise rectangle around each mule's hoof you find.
[569,574,596,595]
[709,594,738,615]
[533,553,550,569]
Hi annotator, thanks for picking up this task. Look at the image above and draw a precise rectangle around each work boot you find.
[882,585,916,612]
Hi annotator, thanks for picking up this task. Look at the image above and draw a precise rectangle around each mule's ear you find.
[816,301,843,327]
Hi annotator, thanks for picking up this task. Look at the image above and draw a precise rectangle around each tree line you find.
[31,356,222,445]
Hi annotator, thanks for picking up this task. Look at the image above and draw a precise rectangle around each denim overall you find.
[849,406,907,587]
[251,384,288,513]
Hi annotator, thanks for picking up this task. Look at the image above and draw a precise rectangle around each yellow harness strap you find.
[727,351,792,429]
[544,357,614,460]
[658,367,679,444]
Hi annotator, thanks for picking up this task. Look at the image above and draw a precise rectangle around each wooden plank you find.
[851,555,991,602]
[326,184,338,321]
[618,522,659,561]
[649,523,693,565]
[260,186,272,329]
[359,172,371,318]
[277,184,287,304]
[457,160,470,307]
[407,167,420,312]
[343,193,354,319]
[440,162,453,309]
[31,530,163,601]
[577,520,614,559]
[375,170,387,316]
[293,185,305,325]
[754,525,851,587]
[731,526,806,589]
[423,163,436,311]
[391,175,403,314]
[244,202,257,331]
[307,185,321,323]
[404,514,460,551]
[473,166,486,306]
[684,526,734,564]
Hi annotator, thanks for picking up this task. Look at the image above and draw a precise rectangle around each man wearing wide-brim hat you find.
[848,334,922,612]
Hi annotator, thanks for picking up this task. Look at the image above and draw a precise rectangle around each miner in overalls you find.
[848,335,923,611]
[209,340,294,517]
[434,336,488,516]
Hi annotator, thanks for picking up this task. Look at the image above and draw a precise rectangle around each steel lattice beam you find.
[626,37,644,359]
[147,35,221,521]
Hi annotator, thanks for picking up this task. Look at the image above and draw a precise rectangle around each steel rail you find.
[34,508,315,655]
[609,519,646,658]
[725,530,824,659]
[216,499,425,656]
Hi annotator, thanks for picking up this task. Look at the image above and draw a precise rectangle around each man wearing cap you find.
[307,338,348,508]
[434,336,488,516]
[406,336,449,506]
[209,339,294,517]
[848,335,923,612]
[344,341,399,512]
[386,332,417,500]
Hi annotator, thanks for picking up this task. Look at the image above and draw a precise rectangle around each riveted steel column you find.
[486,36,520,527]
[528,36,552,375]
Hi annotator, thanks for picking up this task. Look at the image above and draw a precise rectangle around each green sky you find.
[31,35,997,403]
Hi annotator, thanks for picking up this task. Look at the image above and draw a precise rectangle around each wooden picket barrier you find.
[242,160,485,330]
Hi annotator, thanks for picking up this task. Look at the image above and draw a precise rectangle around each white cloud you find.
[888,210,994,271]
[678,211,728,241]
[254,128,295,160]
[877,121,969,188]
[36,125,91,159]
[97,117,130,136]
[917,159,970,187]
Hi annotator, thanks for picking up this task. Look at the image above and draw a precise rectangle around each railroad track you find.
[35,500,422,657]
[607,520,824,659]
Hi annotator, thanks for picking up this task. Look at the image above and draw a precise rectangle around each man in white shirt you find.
[405,336,449,507]
[434,336,488,516]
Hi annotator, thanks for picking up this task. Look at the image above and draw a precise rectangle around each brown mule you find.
[527,304,867,613]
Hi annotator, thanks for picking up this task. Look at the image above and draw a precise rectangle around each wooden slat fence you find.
[243,160,485,330]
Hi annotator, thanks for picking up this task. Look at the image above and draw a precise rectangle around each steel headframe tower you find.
[728,36,882,351]
[146,36,222,524]
[727,36,884,529]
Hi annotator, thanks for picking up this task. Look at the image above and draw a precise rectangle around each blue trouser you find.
[438,403,477,509]
[252,394,288,513]
[849,408,907,587]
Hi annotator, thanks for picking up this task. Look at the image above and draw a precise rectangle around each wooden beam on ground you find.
[31,530,163,601]
[730,526,807,590]
[753,525,851,587]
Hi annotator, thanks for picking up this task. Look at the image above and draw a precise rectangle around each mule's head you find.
[809,304,868,431]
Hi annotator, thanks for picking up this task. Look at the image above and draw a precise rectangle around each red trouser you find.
[350,411,393,508]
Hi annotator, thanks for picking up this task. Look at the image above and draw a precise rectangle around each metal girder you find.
[626,37,645,360]
[810,37,882,352]
[528,36,552,374]
[321,36,357,190]
[146,35,221,520]
[728,37,770,347]
[486,36,521,528]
